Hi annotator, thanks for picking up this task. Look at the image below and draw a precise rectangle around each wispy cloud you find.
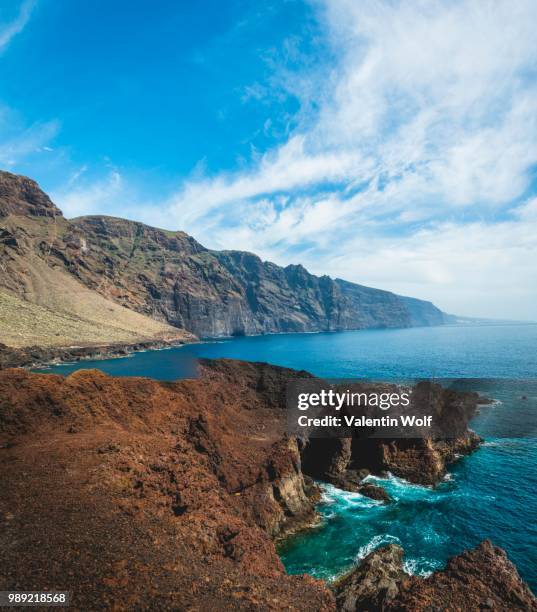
[0,0,36,52]
[53,0,537,319]
[53,169,123,218]
[0,105,59,167]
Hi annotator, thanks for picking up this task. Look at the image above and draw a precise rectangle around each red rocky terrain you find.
[0,359,535,610]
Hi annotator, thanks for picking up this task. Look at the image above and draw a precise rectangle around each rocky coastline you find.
[334,540,537,611]
[0,338,195,370]
[1,170,452,343]
[1,358,534,610]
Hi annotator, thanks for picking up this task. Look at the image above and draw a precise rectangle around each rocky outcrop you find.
[0,360,533,610]
[0,170,451,343]
[335,541,537,611]
[334,545,407,611]
[0,339,191,369]
[0,172,61,217]
[301,382,483,487]
[0,361,332,610]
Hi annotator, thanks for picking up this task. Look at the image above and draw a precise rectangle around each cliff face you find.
[0,170,449,342]
[0,172,62,218]
[0,360,534,611]
[0,173,195,349]
[63,216,448,337]
[300,380,483,488]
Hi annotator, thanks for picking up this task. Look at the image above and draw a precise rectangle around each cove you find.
[36,323,537,590]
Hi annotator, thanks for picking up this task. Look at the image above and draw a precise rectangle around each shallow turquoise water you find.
[37,324,537,590]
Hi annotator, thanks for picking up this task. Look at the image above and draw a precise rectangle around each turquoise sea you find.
[37,324,537,591]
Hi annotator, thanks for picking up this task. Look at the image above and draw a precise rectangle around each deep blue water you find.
[36,324,537,591]
[37,323,537,379]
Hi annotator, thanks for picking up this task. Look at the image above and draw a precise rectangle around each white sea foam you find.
[319,482,383,508]
[402,557,438,577]
[479,398,503,407]
[363,472,435,502]
[355,534,401,561]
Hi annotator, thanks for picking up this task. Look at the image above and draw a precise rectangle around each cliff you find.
[0,170,450,344]
[0,362,332,610]
[0,175,195,349]
[206,362,483,487]
[1,360,533,610]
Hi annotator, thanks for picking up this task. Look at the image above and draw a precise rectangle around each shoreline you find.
[0,337,198,370]
[9,319,537,374]
[0,359,534,609]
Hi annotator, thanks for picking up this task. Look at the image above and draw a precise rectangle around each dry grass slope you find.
[0,288,192,348]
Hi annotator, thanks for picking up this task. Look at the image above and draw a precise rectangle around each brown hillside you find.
[0,178,194,348]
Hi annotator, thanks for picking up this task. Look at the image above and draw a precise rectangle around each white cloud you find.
[52,0,537,319]
[164,1,537,220]
[0,0,36,52]
[319,216,537,321]
[166,135,368,226]
[0,106,59,167]
[54,170,123,218]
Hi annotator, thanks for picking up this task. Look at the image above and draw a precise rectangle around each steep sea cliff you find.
[0,170,449,343]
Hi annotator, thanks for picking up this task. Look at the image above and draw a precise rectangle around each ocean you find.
[36,323,537,590]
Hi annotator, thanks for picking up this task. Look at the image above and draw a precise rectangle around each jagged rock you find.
[357,483,392,503]
[394,540,537,611]
[0,172,61,217]
[299,381,482,487]
[0,360,534,610]
[0,339,191,369]
[334,544,407,611]
[334,541,537,611]
[0,361,334,610]
[302,438,353,484]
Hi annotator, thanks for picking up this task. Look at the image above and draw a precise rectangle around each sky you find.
[1,0,537,321]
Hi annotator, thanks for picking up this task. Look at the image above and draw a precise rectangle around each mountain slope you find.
[0,170,450,341]
[0,174,195,348]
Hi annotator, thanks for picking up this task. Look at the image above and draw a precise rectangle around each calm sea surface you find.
[37,324,537,590]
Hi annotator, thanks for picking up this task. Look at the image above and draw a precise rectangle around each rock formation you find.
[0,359,534,610]
[0,361,332,610]
[0,340,187,369]
[300,381,483,487]
[0,170,452,347]
[334,542,537,611]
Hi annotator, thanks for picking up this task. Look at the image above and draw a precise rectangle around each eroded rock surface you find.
[335,541,537,611]
[0,361,332,610]
[334,545,407,611]
[0,360,533,611]
[301,381,483,487]
[0,169,451,342]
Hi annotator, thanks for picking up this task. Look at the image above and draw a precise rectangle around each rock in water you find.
[1,360,534,610]
[334,541,537,611]
[334,545,407,611]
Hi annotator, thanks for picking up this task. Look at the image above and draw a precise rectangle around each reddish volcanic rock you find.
[335,541,537,611]
[396,540,537,611]
[0,172,61,218]
[0,360,534,611]
[0,362,333,610]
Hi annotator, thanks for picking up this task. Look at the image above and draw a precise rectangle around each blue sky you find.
[1,0,537,320]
